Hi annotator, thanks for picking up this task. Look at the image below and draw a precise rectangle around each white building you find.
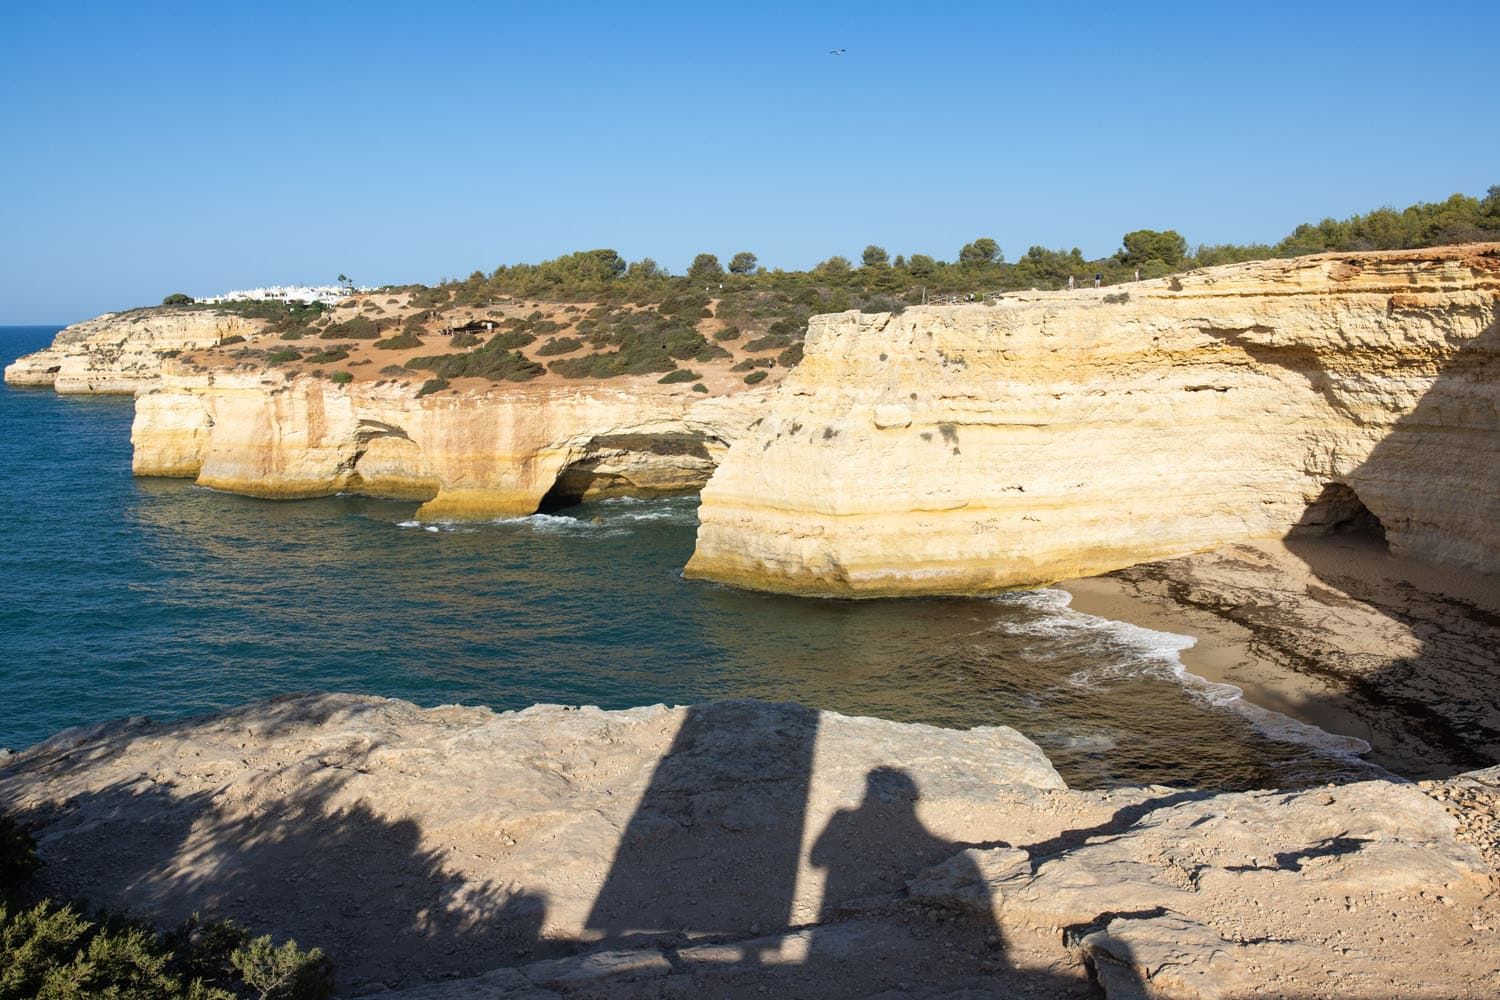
[195,284,368,306]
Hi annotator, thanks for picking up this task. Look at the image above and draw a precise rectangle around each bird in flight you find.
[829,48,846,55]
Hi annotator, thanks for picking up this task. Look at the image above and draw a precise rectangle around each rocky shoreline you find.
[2,694,1497,998]
[1063,535,1500,783]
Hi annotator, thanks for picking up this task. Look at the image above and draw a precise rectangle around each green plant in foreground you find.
[0,900,236,1000]
[266,350,301,364]
[0,816,39,900]
[230,935,334,1000]
[744,370,768,385]
[328,371,353,385]
[658,368,700,384]
[416,377,450,397]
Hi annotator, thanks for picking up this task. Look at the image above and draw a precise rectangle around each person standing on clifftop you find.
[1094,273,1102,288]
[1067,275,1075,290]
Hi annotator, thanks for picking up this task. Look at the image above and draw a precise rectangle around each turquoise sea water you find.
[0,326,1370,789]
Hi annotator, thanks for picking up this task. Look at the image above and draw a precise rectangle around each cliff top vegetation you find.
[162,186,1498,393]
[416,185,1500,305]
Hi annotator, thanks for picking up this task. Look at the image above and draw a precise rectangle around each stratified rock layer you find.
[2,695,1495,998]
[4,309,261,393]
[132,370,763,518]
[687,245,1500,596]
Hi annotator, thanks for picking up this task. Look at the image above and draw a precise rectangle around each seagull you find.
[829,48,846,55]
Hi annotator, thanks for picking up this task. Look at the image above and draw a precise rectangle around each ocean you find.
[0,326,1372,789]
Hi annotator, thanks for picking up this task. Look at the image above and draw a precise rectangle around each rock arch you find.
[537,432,722,513]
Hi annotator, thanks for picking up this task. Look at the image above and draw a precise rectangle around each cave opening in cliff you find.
[536,434,717,513]
[1294,482,1388,546]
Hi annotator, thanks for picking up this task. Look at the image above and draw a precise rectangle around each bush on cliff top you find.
[373,331,423,350]
[0,815,334,1000]
[407,339,544,382]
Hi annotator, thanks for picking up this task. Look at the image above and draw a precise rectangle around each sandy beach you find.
[1062,534,1500,780]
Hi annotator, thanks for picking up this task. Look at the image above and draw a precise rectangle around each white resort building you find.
[195,284,363,306]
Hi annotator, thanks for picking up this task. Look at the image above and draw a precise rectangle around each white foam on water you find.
[994,589,1373,760]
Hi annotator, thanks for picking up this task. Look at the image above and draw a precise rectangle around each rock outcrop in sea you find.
[3,694,1495,998]
[687,245,1500,594]
[3,308,259,394]
[132,372,763,518]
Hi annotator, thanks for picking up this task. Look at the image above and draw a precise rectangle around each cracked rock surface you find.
[2,694,1497,998]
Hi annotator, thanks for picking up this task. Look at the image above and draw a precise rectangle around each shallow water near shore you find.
[1,326,1374,789]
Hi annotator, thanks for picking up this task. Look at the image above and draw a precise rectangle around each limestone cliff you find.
[686,245,1500,596]
[4,308,262,394]
[133,367,764,518]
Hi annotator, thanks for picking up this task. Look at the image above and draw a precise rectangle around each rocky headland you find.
[3,308,263,393]
[687,245,1500,595]
[2,694,1496,998]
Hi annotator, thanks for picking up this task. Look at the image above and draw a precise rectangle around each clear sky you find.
[2,1,1496,323]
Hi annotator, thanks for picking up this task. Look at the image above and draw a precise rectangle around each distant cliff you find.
[133,368,763,518]
[4,309,262,394]
[686,245,1500,596]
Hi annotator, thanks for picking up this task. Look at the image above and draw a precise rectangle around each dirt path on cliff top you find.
[2,696,1498,998]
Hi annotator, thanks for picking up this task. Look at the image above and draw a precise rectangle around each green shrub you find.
[658,368,700,384]
[744,370,769,385]
[692,383,708,393]
[407,337,544,381]
[0,817,38,900]
[536,336,584,356]
[448,330,479,348]
[713,326,740,342]
[378,364,410,377]
[486,330,537,350]
[859,294,906,315]
[319,317,379,340]
[373,332,423,350]
[278,329,306,341]
[230,934,335,1000]
[328,371,353,384]
[777,343,804,367]
[731,357,772,372]
[266,350,302,364]
[416,378,450,397]
[218,335,245,346]
[305,348,348,364]
[162,293,194,306]
[0,901,238,1000]
[410,286,452,309]
[743,332,794,352]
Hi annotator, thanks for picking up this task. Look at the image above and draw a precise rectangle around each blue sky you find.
[2,1,1496,323]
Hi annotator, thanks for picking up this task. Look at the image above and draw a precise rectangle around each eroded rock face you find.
[1,695,1495,998]
[132,371,763,517]
[4,309,261,394]
[686,245,1500,596]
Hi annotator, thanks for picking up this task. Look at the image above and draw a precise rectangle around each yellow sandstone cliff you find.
[4,309,261,394]
[132,368,764,518]
[684,245,1500,596]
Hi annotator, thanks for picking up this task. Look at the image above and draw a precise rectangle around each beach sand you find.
[1062,534,1500,780]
